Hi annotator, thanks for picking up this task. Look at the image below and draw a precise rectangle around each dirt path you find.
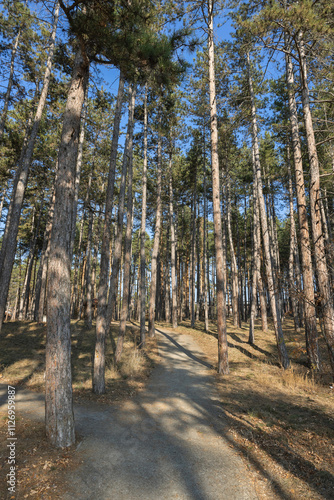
[1,328,258,499]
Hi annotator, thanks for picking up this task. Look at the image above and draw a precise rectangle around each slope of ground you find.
[164,317,334,500]
[0,316,333,499]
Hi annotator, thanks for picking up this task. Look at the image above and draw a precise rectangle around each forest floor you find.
[0,316,333,499]
[163,316,334,500]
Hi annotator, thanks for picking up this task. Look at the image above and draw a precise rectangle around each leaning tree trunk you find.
[0,3,60,333]
[297,34,334,372]
[94,84,136,394]
[95,73,124,371]
[140,83,148,345]
[285,33,320,369]
[0,28,21,138]
[106,84,136,325]
[46,46,89,448]
[208,0,228,374]
[247,52,290,369]
[148,126,162,338]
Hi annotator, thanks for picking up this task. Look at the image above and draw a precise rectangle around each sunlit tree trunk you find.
[208,0,228,374]
[115,152,134,363]
[249,173,260,345]
[203,151,209,332]
[168,146,177,328]
[95,73,124,362]
[0,3,60,333]
[140,83,148,345]
[285,34,320,369]
[248,52,289,369]
[106,85,136,327]
[0,28,21,138]
[94,84,135,394]
[297,34,334,371]
[227,178,239,328]
[148,127,162,337]
[287,154,301,333]
[46,46,89,448]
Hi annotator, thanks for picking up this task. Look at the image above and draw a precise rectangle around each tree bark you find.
[148,126,162,338]
[140,83,148,345]
[297,33,334,371]
[106,84,136,329]
[0,3,60,333]
[46,46,89,448]
[0,28,21,139]
[208,0,228,374]
[95,73,124,371]
[247,51,290,369]
[287,154,301,333]
[249,173,260,344]
[285,34,320,369]
[227,178,239,328]
[115,149,134,364]
[34,177,57,322]
[169,145,177,329]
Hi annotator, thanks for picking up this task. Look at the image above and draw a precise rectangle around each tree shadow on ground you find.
[65,330,334,500]
[156,329,213,369]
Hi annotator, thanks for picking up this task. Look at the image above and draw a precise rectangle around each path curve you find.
[1,328,258,499]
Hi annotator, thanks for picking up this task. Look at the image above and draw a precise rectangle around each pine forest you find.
[0,1,334,499]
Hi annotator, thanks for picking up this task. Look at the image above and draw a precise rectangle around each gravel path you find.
[1,328,258,499]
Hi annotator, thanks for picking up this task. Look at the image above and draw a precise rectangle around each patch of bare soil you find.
[163,317,334,500]
[0,320,159,499]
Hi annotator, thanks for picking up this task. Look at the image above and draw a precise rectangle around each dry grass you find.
[159,316,334,500]
[0,319,158,499]
[0,320,157,404]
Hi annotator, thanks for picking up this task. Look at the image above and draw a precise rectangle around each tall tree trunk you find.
[140,83,148,345]
[285,34,320,369]
[287,154,301,333]
[297,34,334,371]
[190,166,197,327]
[94,84,135,394]
[169,146,177,328]
[71,175,91,318]
[249,176,260,344]
[95,73,124,366]
[203,159,209,332]
[34,177,57,322]
[0,186,7,225]
[20,198,44,319]
[46,46,89,448]
[247,52,290,369]
[106,85,136,324]
[0,28,21,138]
[0,3,60,332]
[227,178,239,328]
[85,206,94,329]
[148,127,162,338]
[164,226,170,323]
[115,153,134,364]
[208,0,228,374]
[70,84,88,258]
